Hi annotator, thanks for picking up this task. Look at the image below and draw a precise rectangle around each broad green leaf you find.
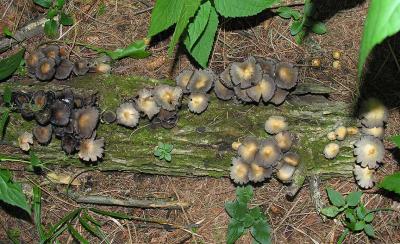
[378,172,400,195]
[337,228,349,244]
[364,212,374,223]
[185,1,212,50]
[236,185,253,204]
[226,219,245,244]
[356,205,367,219]
[167,0,201,55]
[248,206,265,221]
[225,201,247,220]
[33,0,52,8]
[250,219,271,244]
[33,186,47,242]
[79,217,109,244]
[214,0,278,17]
[154,149,161,157]
[164,153,172,162]
[185,6,218,67]
[303,0,315,17]
[321,206,340,218]
[47,8,58,19]
[390,135,400,148]
[44,19,58,38]
[89,208,132,219]
[68,224,89,244]
[0,48,25,81]
[358,0,400,78]
[56,0,65,9]
[60,12,74,26]
[277,7,301,20]
[345,191,362,207]
[290,19,303,36]
[295,29,306,45]
[354,221,365,231]
[0,170,31,214]
[164,143,173,152]
[326,187,346,207]
[3,86,12,105]
[102,40,150,60]
[148,0,185,37]
[0,169,12,182]
[345,209,356,223]
[311,21,327,35]
[364,224,375,237]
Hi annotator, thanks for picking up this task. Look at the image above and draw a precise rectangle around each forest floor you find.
[0,0,400,243]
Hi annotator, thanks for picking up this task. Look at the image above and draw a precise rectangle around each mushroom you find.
[176,70,193,93]
[55,58,73,80]
[220,64,234,89]
[353,164,375,189]
[354,136,384,169]
[18,132,33,151]
[73,59,90,76]
[269,87,289,106]
[136,88,160,119]
[153,85,183,111]
[335,126,347,141]
[33,124,53,145]
[116,102,139,128]
[230,157,249,184]
[35,58,56,81]
[265,116,288,135]
[246,75,276,103]
[230,56,262,88]
[359,98,388,127]
[255,138,282,167]
[275,62,298,89]
[12,91,31,107]
[40,45,60,62]
[50,100,71,126]
[214,79,234,101]
[282,152,300,167]
[255,57,276,77]
[20,103,34,120]
[276,163,296,182]
[187,69,214,93]
[188,93,209,114]
[323,143,340,159]
[26,51,45,74]
[361,127,384,140]
[346,127,359,135]
[78,137,105,162]
[35,107,51,125]
[101,110,117,124]
[327,131,336,141]
[74,107,99,138]
[32,90,48,110]
[61,134,78,154]
[93,63,111,74]
[248,163,272,183]
[233,86,253,103]
[274,131,294,152]
[231,141,242,151]
[238,137,259,163]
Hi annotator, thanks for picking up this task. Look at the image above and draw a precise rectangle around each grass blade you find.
[67,224,89,244]
[33,186,47,242]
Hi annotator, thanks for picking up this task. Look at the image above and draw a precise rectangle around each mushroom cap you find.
[35,58,56,81]
[353,164,375,189]
[57,88,75,105]
[187,69,215,93]
[255,138,282,167]
[354,136,384,169]
[20,103,35,119]
[78,137,105,162]
[238,137,259,163]
[35,107,51,125]
[12,91,31,107]
[361,126,384,140]
[231,141,242,151]
[116,102,140,128]
[26,51,45,73]
[269,87,289,106]
[230,56,262,89]
[255,57,277,77]
[276,163,296,182]
[265,116,288,135]
[176,70,194,93]
[18,132,33,151]
[101,110,117,124]
[40,45,60,61]
[346,127,359,135]
[136,88,160,119]
[248,163,272,183]
[61,134,78,154]
[275,62,298,89]
[73,59,90,76]
[335,126,347,141]
[156,109,179,129]
[32,90,48,110]
[55,58,73,80]
[94,63,111,74]
[246,75,276,103]
[214,79,234,101]
[324,143,340,159]
[50,100,71,126]
[283,152,300,167]
[274,131,294,152]
[220,64,234,89]
[74,107,99,138]
[233,86,253,103]
[360,98,388,127]
[230,157,249,184]
[188,93,209,114]
[154,85,183,111]
[327,131,336,141]
[33,124,53,145]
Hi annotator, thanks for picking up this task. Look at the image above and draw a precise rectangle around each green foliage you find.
[0,48,25,81]
[378,172,400,195]
[0,169,31,215]
[321,188,377,243]
[33,0,74,38]
[225,186,271,244]
[214,0,278,17]
[83,39,150,60]
[390,135,400,148]
[33,186,47,242]
[358,0,400,78]
[3,26,14,39]
[277,0,327,44]
[154,142,173,162]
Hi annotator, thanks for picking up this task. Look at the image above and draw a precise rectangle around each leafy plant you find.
[378,135,400,195]
[225,186,271,244]
[147,0,278,67]
[321,188,376,243]
[84,39,151,60]
[277,0,327,44]
[154,142,173,162]
[0,49,25,81]
[33,0,74,38]
[0,169,31,215]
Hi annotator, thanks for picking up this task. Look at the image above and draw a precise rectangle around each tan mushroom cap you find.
[354,136,384,169]
[214,79,234,101]
[136,88,160,119]
[269,87,289,105]
[246,75,276,103]
[283,152,300,167]
[248,163,272,182]
[35,58,56,81]
[335,126,347,141]
[55,58,73,80]
[238,137,259,163]
[176,70,194,93]
[255,138,282,167]
[275,62,298,89]
[188,93,209,114]
[324,143,340,159]
[116,102,140,128]
[276,163,296,182]
[74,107,99,138]
[255,57,277,77]
[361,126,384,139]
[73,59,90,76]
[18,132,33,151]
[360,98,388,128]
[230,56,262,89]
[187,69,214,93]
[154,85,183,111]
[353,164,375,189]
[274,131,294,152]
[233,86,253,103]
[265,116,288,135]
[220,64,234,89]
[79,137,105,162]
[230,157,250,184]
[33,124,53,145]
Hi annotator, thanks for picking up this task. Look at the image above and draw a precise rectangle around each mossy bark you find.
[0,75,358,195]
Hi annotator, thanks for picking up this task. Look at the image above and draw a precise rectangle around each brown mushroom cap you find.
[33,124,53,145]
[269,87,289,105]
[154,85,183,111]
[61,134,78,154]
[276,163,296,182]
[187,69,215,93]
[255,138,282,167]
[73,59,90,76]
[35,107,51,125]
[74,107,99,138]
[282,152,300,167]
[12,91,31,107]
[116,102,140,128]
[32,90,48,110]
[176,70,194,93]
[136,88,160,119]
[35,58,56,81]
[188,93,209,114]
[248,163,273,182]
[230,157,250,184]
[220,64,234,89]
[274,131,294,152]
[230,56,262,89]
[233,86,253,103]
[246,75,276,103]
[275,62,298,89]
[40,45,60,61]
[101,110,117,124]
[78,137,105,162]
[50,100,71,126]
[26,51,45,74]
[255,57,277,77]
[238,137,259,163]
[55,58,73,80]
[214,79,234,101]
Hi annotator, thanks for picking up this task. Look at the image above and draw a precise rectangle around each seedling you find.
[154,142,173,162]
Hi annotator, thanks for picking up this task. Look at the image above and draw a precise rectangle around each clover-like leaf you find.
[345,191,362,207]
[364,224,375,237]
[326,187,346,207]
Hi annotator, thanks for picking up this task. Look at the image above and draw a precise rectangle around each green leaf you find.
[250,219,271,244]
[33,186,47,242]
[364,212,374,223]
[248,206,264,221]
[358,0,400,78]
[99,40,150,60]
[321,206,340,218]
[0,170,31,214]
[3,86,12,105]
[345,209,356,223]
[89,208,132,219]
[290,19,303,36]
[0,169,12,182]
[354,221,365,231]
[311,21,327,35]
[226,219,245,244]
[79,217,109,244]
[33,0,52,8]
[356,205,367,220]
[167,0,201,55]
[326,187,346,207]
[56,0,65,9]
[214,0,278,17]
[164,143,173,152]
[364,224,375,237]
[48,208,82,239]
[184,5,219,67]
[60,12,74,26]
[345,191,362,207]
[337,228,349,244]
[82,210,102,226]
[164,153,172,162]
[3,26,13,38]
[390,135,400,148]
[277,7,301,20]
[44,19,58,38]
[295,29,306,44]
[154,149,161,157]
[0,48,25,81]
[185,1,212,50]
[30,151,43,168]
[47,8,58,19]
[148,0,185,37]
[304,0,315,16]
[236,185,253,204]
[68,224,89,244]
[378,172,400,195]
[225,201,248,220]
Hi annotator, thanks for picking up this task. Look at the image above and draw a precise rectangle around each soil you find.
[0,0,400,243]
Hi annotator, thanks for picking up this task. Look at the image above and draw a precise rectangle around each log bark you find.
[0,75,358,195]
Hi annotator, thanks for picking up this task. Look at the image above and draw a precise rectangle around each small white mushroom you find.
[18,132,33,151]
[353,164,375,189]
[265,116,288,134]
[116,102,140,128]
[276,163,296,182]
[335,126,347,141]
[324,143,340,159]
[354,136,384,169]
[230,157,249,184]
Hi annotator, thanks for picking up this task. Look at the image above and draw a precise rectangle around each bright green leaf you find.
[0,48,25,81]
[68,224,89,244]
[164,143,173,152]
[390,135,400,148]
[379,172,400,195]
[3,86,12,105]
[326,187,346,207]
[3,26,13,38]
[277,7,301,20]
[226,219,245,244]
[82,210,102,227]
[30,151,43,168]
[164,153,172,162]
[48,208,82,240]
[33,0,52,8]
[104,40,150,60]
[358,0,400,78]
[248,206,265,221]
[60,12,74,26]
[295,29,306,44]
[290,19,303,36]
[154,149,161,157]
[225,200,248,220]
[311,21,327,35]
[356,205,367,219]
[185,1,212,50]
[345,209,356,223]
[214,0,278,17]
[303,0,315,17]
[364,212,374,223]
[0,170,31,215]
[47,8,58,19]
[89,208,132,219]
[44,19,58,38]
[364,224,375,237]
[236,185,253,204]
[33,186,47,242]
[56,0,65,9]
[321,206,340,218]
[354,221,365,231]
[345,191,362,207]
[337,228,349,244]
[148,0,185,37]
[79,217,109,243]
[251,219,272,244]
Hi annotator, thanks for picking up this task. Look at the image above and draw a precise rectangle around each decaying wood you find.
[0,75,359,196]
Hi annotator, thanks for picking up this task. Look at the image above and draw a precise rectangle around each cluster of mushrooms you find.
[16,89,105,162]
[229,116,300,184]
[323,98,387,189]
[25,45,111,81]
